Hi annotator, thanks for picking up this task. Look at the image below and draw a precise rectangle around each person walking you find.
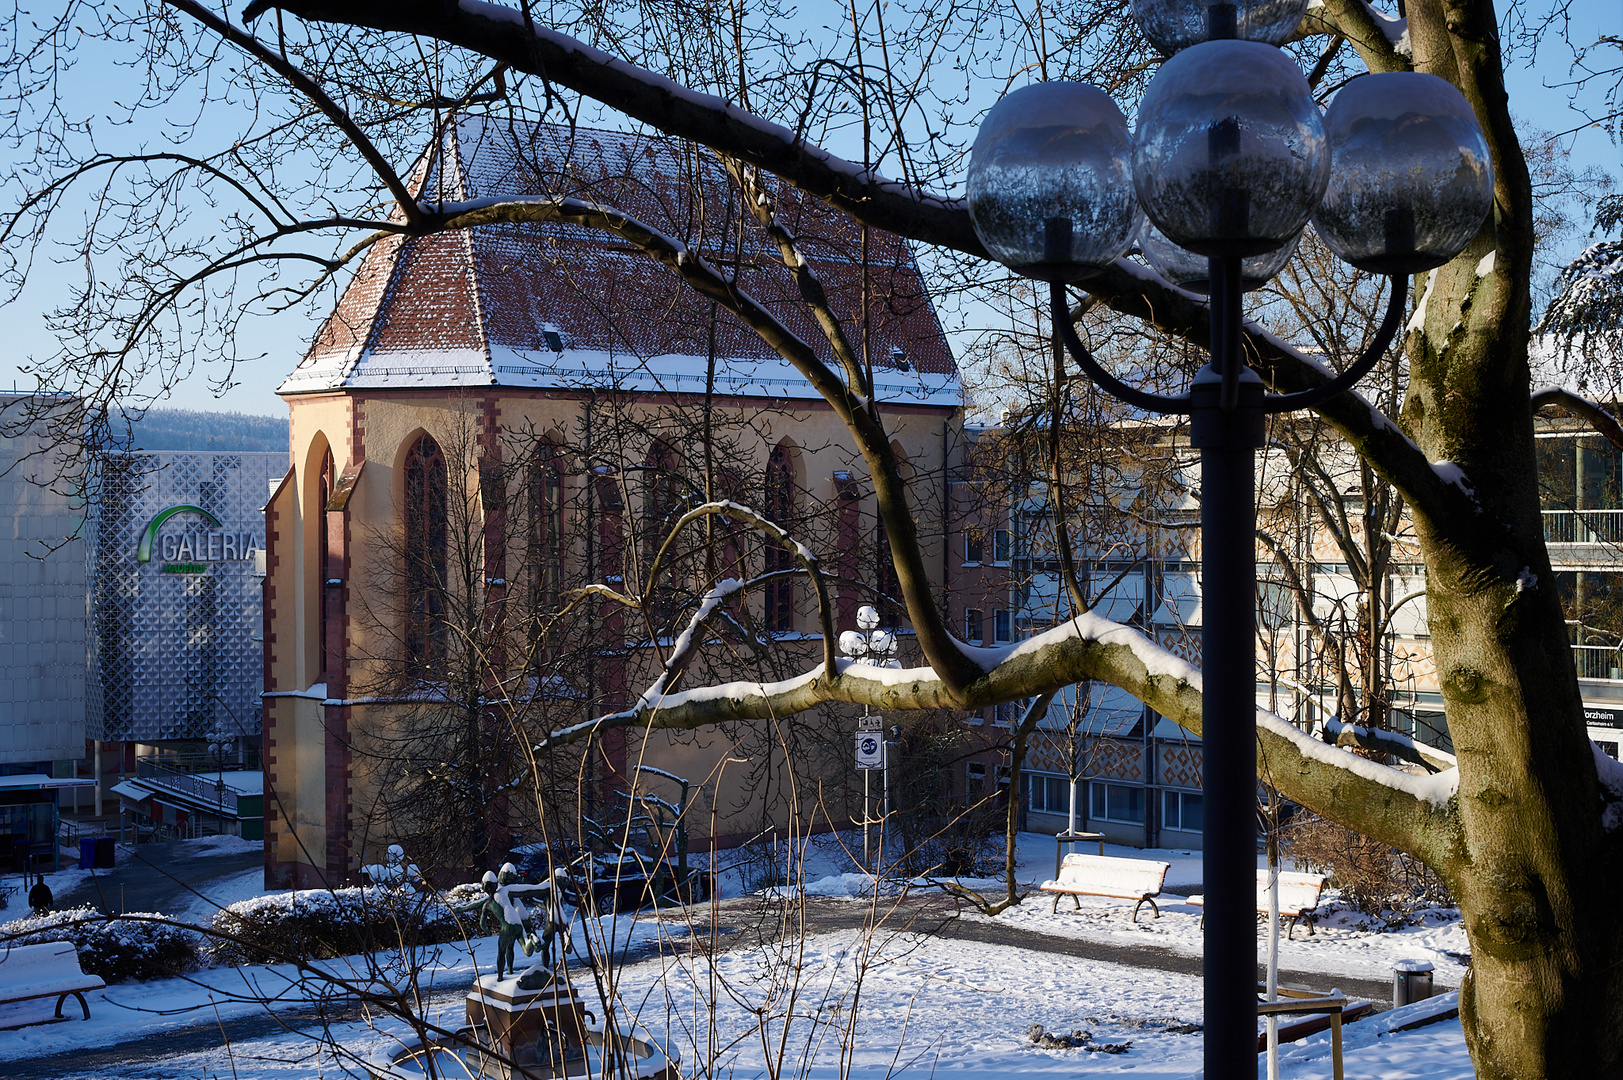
[27,873,52,916]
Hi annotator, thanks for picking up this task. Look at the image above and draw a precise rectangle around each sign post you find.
[855,724,883,869]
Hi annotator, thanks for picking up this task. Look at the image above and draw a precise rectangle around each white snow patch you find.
[1516,567,1538,592]
[1431,460,1476,500]
[1476,250,1496,278]
[1408,268,1439,332]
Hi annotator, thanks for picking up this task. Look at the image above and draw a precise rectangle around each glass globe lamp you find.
[1132,40,1329,258]
[967,82,1143,280]
[1132,0,1311,55]
[856,605,882,631]
[1138,218,1299,291]
[1310,72,1494,275]
[870,629,897,656]
[838,630,867,657]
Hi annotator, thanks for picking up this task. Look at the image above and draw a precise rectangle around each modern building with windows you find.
[955,407,1623,852]
[0,394,96,866]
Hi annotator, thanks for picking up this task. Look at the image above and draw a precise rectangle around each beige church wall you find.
[622,712,856,850]
[263,694,330,879]
[285,393,355,691]
[276,385,959,870]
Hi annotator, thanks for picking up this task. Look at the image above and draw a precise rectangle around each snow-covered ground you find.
[0,831,1478,1078]
[795,832,1470,988]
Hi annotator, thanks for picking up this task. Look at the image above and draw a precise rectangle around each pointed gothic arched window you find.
[528,439,566,663]
[403,433,448,674]
[764,442,797,632]
[318,448,334,677]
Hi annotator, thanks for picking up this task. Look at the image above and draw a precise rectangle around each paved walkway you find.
[17,840,263,920]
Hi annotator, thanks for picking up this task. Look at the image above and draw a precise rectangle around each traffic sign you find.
[855,733,883,769]
[856,715,883,732]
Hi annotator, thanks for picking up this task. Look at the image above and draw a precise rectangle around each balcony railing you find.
[1543,509,1623,545]
[1573,644,1623,681]
[135,759,239,806]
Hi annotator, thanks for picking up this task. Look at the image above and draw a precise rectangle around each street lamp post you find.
[839,605,900,870]
[206,731,233,837]
[966,3,1493,1074]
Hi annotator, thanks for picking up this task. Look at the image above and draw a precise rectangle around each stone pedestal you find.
[466,972,589,1077]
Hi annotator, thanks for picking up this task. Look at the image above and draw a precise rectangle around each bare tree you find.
[7,2,1623,1075]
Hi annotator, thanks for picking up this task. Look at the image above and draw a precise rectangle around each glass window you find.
[965,608,983,642]
[966,762,987,797]
[964,531,984,563]
[764,443,797,632]
[993,528,1012,563]
[1090,781,1145,824]
[403,433,448,674]
[994,609,1011,643]
[1028,773,1069,813]
[1161,790,1203,832]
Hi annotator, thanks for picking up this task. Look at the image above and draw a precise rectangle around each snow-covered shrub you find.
[1,906,201,982]
[1282,813,1452,920]
[206,886,468,964]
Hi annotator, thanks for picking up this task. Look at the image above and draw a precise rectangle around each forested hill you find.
[120,407,289,453]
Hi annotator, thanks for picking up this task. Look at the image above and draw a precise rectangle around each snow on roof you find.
[282,118,960,406]
[0,773,97,790]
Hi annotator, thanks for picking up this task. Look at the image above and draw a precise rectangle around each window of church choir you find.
[876,516,901,626]
[764,443,796,632]
[318,449,334,676]
[528,442,565,661]
[403,433,448,674]
[641,444,682,629]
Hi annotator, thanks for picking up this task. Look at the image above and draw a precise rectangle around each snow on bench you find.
[0,941,106,1026]
[1039,852,1172,922]
[1188,870,1327,939]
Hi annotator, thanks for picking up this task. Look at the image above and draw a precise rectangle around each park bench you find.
[0,941,106,1026]
[1039,852,1171,922]
[1188,869,1327,939]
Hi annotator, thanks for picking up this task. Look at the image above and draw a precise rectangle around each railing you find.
[134,759,238,811]
[1573,644,1623,681]
[1543,509,1623,545]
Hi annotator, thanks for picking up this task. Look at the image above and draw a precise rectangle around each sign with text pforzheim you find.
[90,452,285,744]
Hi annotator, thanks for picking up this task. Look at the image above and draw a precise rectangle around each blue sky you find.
[0,3,1617,419]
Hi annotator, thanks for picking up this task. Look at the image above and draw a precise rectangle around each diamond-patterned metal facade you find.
[89,451,286,743]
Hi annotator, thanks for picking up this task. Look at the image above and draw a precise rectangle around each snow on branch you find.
[1537,241,1623,355]
[1323,717,1456,773]
[647,499,838,677]
[1531,386,1623,452]
[538,603,1461,846]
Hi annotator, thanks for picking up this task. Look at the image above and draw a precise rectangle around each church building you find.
[261,120,963,887]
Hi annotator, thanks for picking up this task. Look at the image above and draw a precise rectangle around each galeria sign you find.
[136,504,263,574]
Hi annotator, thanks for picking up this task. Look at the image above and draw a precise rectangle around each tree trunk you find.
[1400,77,1623,1080]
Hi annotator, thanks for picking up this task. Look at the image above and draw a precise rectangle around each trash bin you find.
[78,837,97,870]
[1393,959,1435,1006]
[94,836,116,869]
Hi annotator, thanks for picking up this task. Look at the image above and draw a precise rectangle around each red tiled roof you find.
[282,119,959,403]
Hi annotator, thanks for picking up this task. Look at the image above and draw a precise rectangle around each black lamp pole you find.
[1192,254,1265,1066]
